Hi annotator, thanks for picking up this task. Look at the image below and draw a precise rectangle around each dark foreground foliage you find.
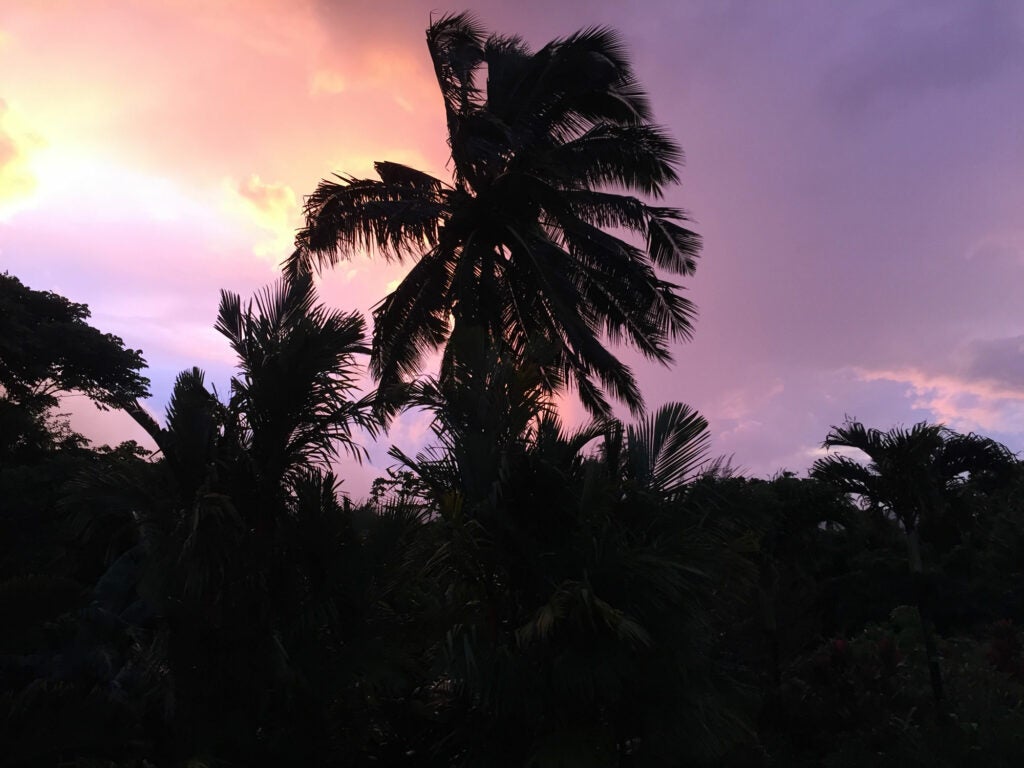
[5,279,1024,767]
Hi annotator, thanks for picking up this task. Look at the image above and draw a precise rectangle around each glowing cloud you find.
[310,69,347,95]
[0,99,41,215]
[223,174,301,259]
[857,366,1024,435]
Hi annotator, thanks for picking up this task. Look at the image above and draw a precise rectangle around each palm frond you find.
[647,209,701,275]
[215,276,377,482]
[427,12,487,187]
[499,26,652,150]
[547,123,682,197]
[625,402,711,496]
[297,173,446,264]
[811,453,877,498]
[370,246,455,393]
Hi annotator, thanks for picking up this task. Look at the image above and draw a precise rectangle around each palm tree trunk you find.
[906,527,944,703]
[757,583,781,689]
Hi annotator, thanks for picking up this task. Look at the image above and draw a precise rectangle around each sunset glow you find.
[4,0,1023,491]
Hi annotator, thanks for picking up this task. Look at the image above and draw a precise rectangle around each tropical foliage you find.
[288,12,700,417]
[4,12,1024,768]
[812,420,1018,702]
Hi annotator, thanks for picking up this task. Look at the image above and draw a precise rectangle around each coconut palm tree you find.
[812,419,1017,703]
[287,13,700,417]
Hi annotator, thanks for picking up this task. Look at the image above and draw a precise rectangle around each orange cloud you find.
[237,173,297,218]
[224,174,301,259]
[0,98,41,212]
[310,68,348,95]
[857,366,1024,434]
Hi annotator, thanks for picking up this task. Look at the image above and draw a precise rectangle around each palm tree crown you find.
[288,12,700,416]
[811,419,1017,704]
[811,420,1015,535]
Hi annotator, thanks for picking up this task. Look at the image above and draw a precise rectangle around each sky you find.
[2,0,1023,495]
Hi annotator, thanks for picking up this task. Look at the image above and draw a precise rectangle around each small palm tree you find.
[120,277,382,762]
[288,13,700,417]
[391,349,751,764]
[812,419,1016,702]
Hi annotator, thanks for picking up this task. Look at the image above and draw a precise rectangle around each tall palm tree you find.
[812,419,1017,703]
[287,13,700,417]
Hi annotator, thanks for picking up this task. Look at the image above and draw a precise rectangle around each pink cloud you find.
[858,366,1024,435]
[227,174,301,258]
[236,174,297,216]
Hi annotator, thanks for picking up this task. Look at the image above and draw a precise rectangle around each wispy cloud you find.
[822,0,1022,118]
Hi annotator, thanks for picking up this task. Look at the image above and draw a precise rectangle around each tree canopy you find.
[0,272,149,410]
[289,12,700,417]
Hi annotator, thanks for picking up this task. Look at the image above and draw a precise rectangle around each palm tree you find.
[117,276,384,763]
[287,13,700,417]
[812,419,1017,703]
[390,347,751,764]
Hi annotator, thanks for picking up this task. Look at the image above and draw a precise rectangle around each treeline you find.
[5,12,1024,766]
[4,271,1024,766]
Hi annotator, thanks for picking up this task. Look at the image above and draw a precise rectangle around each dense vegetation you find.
[4,13,1024,767]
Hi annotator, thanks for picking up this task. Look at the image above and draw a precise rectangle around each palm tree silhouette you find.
[120,276,381,761]
[812,419,1016,703]
[287,12,700,417]
[387,344,750,763]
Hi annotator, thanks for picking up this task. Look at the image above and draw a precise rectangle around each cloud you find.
[0,98,41,213]
[1,153,282,409]
[310,68,347,95]
[967,231,1024,268]
[858,341,1024,434]
[960,335,1024,387]
[224,174,300,259]
[236,173,297,216]
[822,0,1022,118]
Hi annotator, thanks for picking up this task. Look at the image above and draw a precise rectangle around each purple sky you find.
[2,1,1022,494]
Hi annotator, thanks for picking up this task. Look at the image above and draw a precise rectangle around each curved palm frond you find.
[625,401,711,497]
[287,166,448,284]
[937,431,1018,488]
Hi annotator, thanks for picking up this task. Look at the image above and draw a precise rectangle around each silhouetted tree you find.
[812,420,1017,703]
[0,272,148,463]
[0,274,155,766]
[288,13,700,417]
[389,343,752,766]
[119,276,383,763]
